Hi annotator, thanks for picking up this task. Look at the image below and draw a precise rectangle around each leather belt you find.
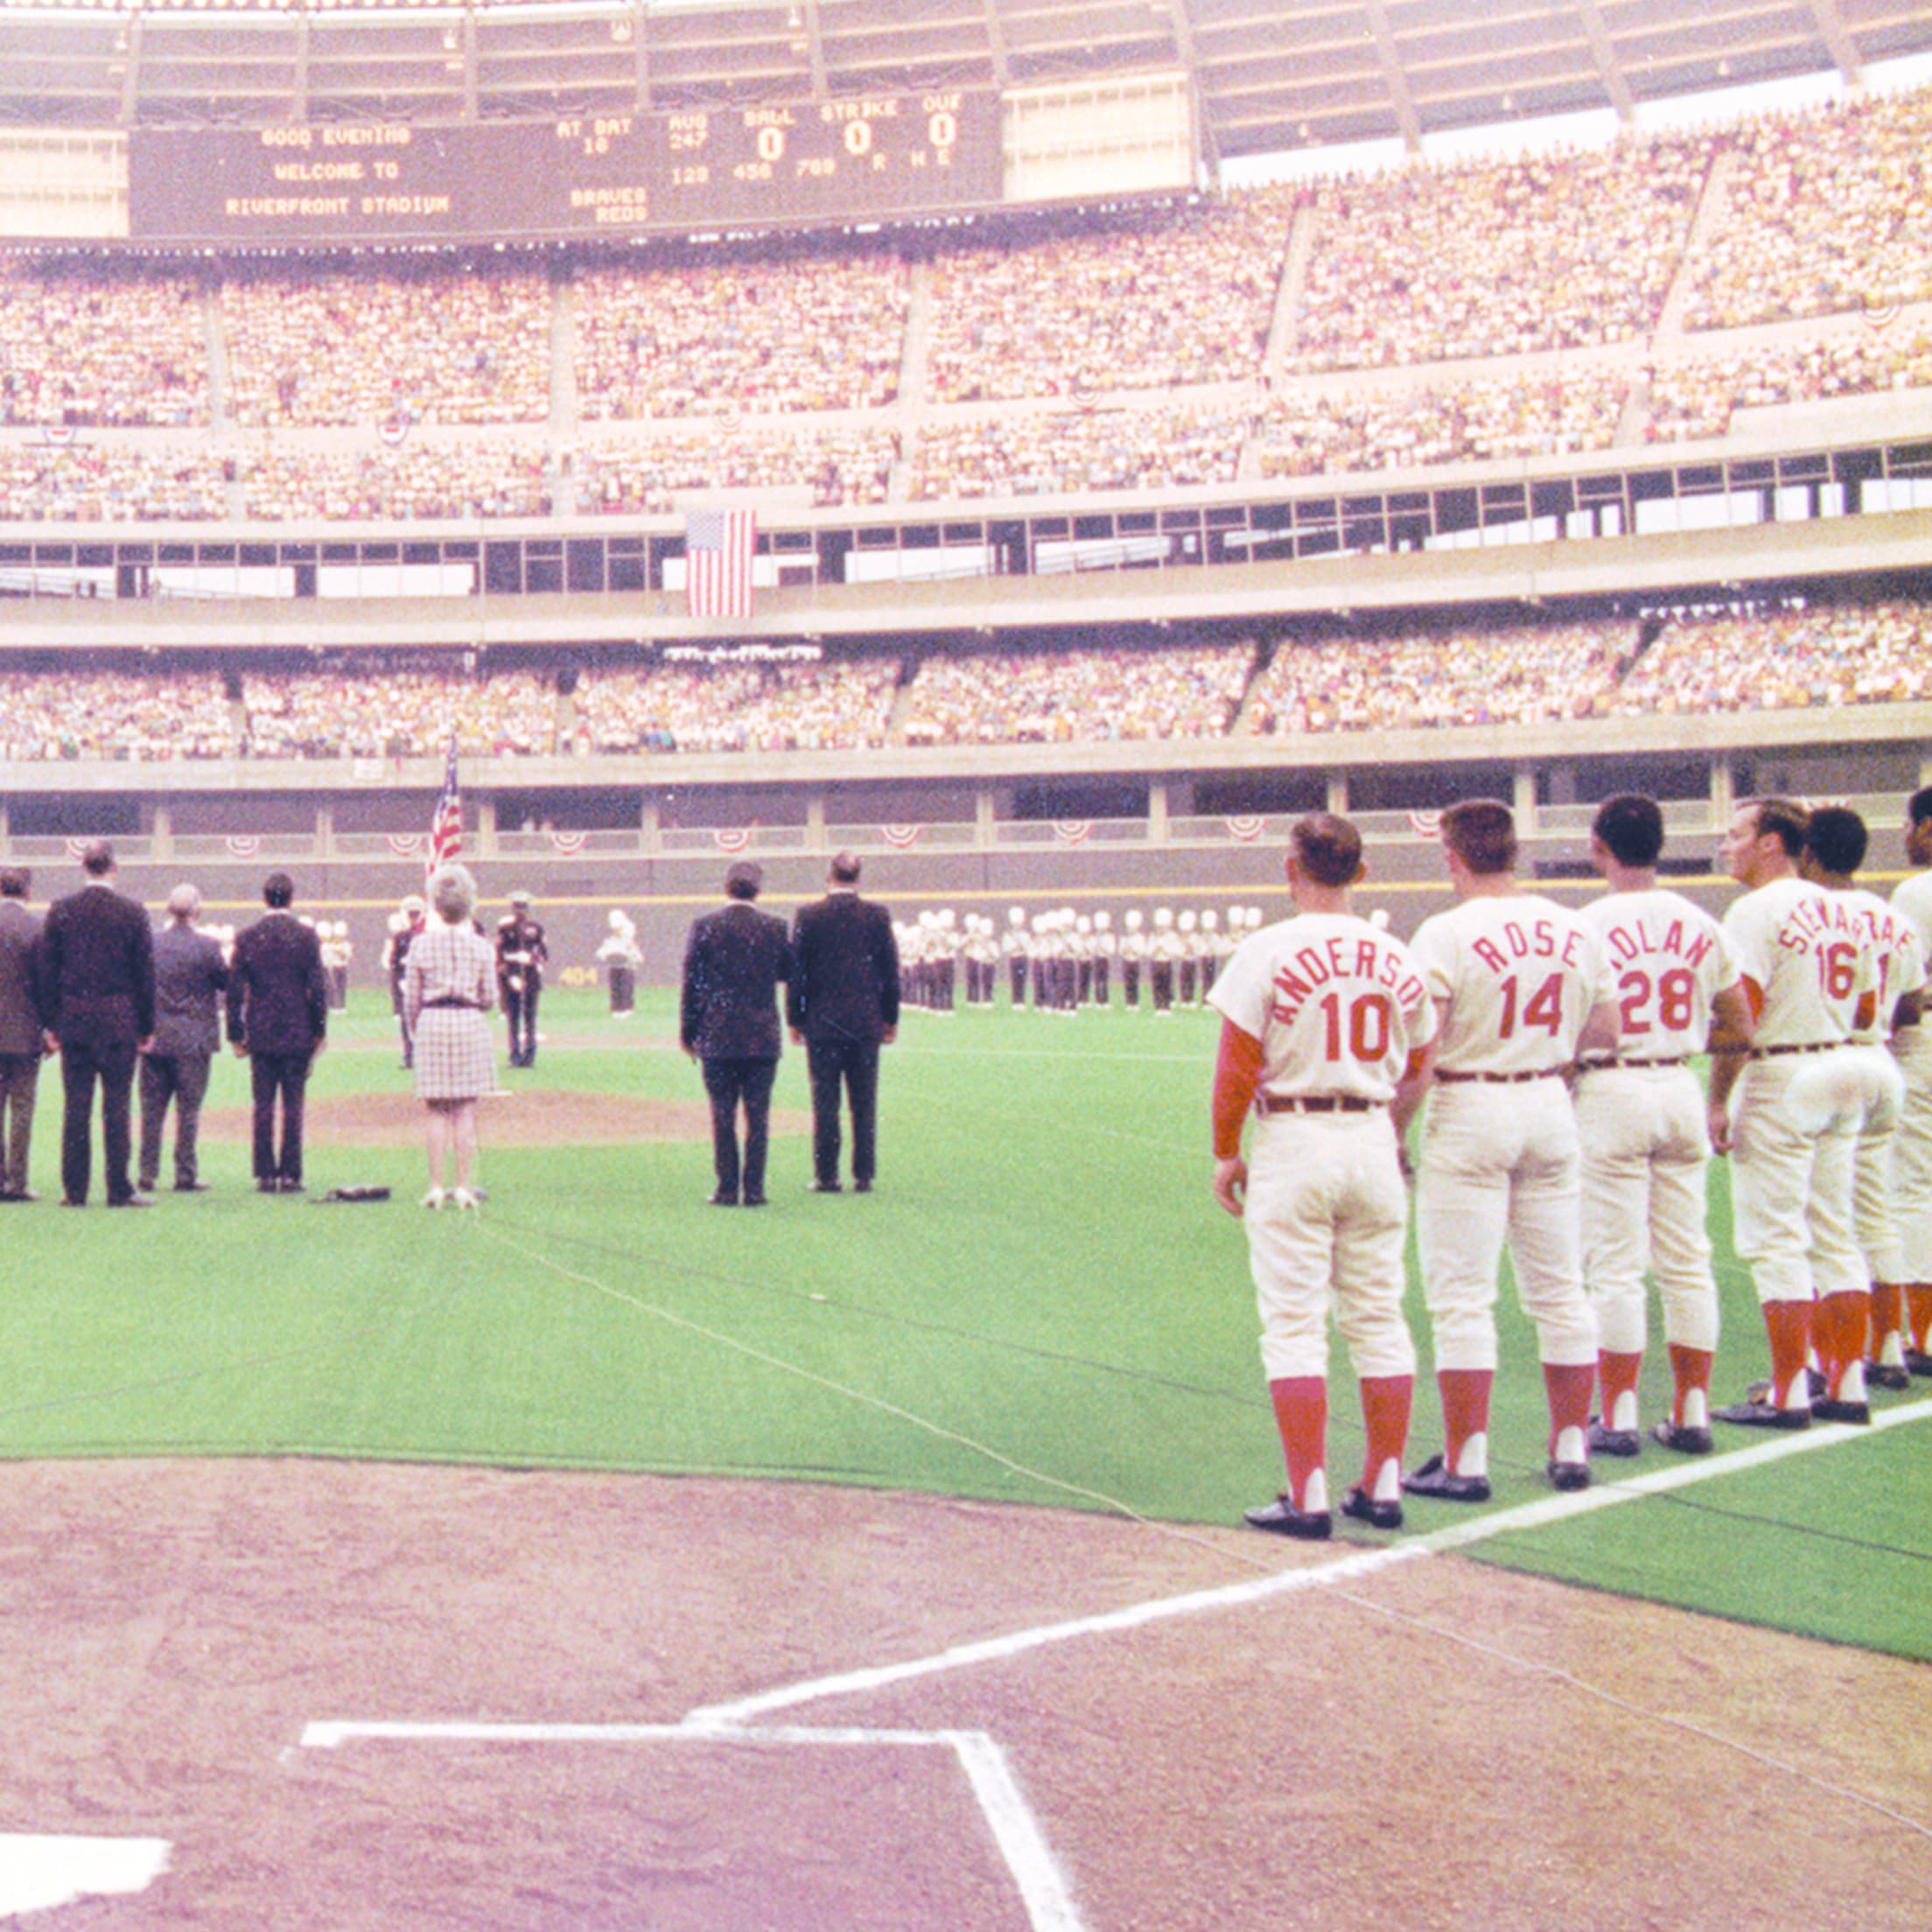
[1578,1055,1690,1072]
[424,998,480,1010]
[1749,1041,1844,1059]
[1257,1094,1382,1114]
[1436,1067,1566,1084]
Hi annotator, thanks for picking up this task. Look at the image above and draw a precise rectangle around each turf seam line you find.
[478,1224,1280,1581]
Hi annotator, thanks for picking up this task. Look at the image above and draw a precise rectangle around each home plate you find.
[0,1836,170,1916]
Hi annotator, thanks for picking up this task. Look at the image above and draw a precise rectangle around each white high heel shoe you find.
[420,1186,446,1210]
[450,1187,480,1212]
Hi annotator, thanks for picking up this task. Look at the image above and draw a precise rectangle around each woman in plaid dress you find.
[403,864,497,1209]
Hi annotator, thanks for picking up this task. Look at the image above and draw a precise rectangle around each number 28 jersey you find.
[1578,887,1740,1057]
[1208,911,1437,1103]
[1410,892,1616,1075]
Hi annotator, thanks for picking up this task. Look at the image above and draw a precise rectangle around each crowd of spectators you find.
[908,404,1249,500]
[1246,620,1637,733]
[243,444,551,522]
[571,424,896,511]
[1645,325,1932,441]
[1289,135,1715,372]
[1,598,1928,764]
[0,256,208,429]
[574,245,910,417]
[1258,367,1628,475]
[1681,89,1932,330]
[238,664,559,757]
[220,262,552,427]
[0,667,234,760]
[0,444,228,522]
[572,655,902,752]
[1606,600,1932,712]
[922,193,1293,402]
[898,640,1255,745]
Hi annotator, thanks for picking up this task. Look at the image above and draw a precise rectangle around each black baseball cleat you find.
[1649,1419,1714,1455]
[1547,1459,1591,1493]
[1340,1486,1403,1531]
[1747,1369,1826,1405]
[1866,1362,1911,1392]
[1810,1396,1871,1425]
[1402,1453,1490,1503]
[1907,1349,1932,1379]
[1242,1494,1333,1541]
[1714,1398,1810,1430]
[1586,1418,1642,1458]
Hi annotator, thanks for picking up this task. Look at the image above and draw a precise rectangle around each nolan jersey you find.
[1722,877,1879,1046]
[1209,911,1437,1103]
[1410,892,1615,1075]
[1578,887,1740,1057]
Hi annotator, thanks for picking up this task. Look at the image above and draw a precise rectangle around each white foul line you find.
[690,1394,1932,1726]
[302,1718,1084,1932]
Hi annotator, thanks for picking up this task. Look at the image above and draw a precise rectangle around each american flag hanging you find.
[685,508,757,620]
[428,739,463,878]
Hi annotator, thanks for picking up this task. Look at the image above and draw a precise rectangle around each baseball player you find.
[1091,910,1116,1007]
[1707,798,1879,1429]
[1893,788,1932,1376]
[1209,813,1438,1539]
[1801,807,1926,1406]
[1406,799,1620,1499]
[1575,795,1752,1457]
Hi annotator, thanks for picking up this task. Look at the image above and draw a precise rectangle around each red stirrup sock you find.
[1762,1299,1815,1410]
[1667,1344,1714,1429]
[1597,1349,1644,1434]
[1269,1376,1330,1514]
[1357,1375,1412,1502]
[1438,1368,1494,1479]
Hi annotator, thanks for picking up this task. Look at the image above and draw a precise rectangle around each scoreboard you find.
[128,91,1003,244]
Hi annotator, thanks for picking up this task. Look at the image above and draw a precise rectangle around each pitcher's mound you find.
[203,1089,809,1148]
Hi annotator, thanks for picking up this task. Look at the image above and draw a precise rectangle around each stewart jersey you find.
[1410,893,1615,1075]
[1721,877,1880,1046]
[1578,887,1740,1057]
[1209,912,1437,1103]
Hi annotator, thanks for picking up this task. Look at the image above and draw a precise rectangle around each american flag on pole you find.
[685,508,757,619]
[427,738,463,878]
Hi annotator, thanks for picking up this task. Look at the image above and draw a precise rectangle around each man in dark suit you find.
[680,861,792,1208]
[226,872,328,1195]
[139,882,228,1194]
[0,866,47,1201]
[788,851,900,1195]
[35,841,155,1208]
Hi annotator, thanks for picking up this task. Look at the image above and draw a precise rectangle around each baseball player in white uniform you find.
[1893,788,1932,1376]
[1576,795,1752,1456]
[1406,800,1620,1499]
[1209,813,1438,1539]
[1802,807,1927,1405]
[1707,798,1879,1429]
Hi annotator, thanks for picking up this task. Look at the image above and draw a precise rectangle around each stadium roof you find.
[4,0,1932,158]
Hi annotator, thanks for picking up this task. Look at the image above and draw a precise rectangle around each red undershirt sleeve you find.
[1213,1019,1264,1160]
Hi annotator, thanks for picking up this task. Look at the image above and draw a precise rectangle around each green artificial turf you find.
[3,987,1925,1660]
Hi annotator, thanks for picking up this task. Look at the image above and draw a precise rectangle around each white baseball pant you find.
[1730,1056,1866,1304]
[1242,1112,1417,1383]
[1416,1080,1598,1372]
[1577,1064,1718,1355]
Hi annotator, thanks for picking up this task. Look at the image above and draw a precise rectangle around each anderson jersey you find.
[1834,887,1928,1044]
[1722,877,1880,1046]
[1410,892,1616,1075]
[1209,911,1437,1103]
[1578,887,1740,1058]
